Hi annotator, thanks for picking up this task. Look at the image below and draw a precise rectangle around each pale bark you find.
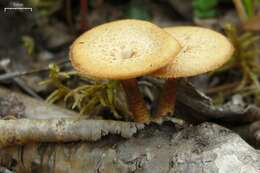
[0,123,259,173]
[0,82,259,172]
[0,87,78,119]
[0,119,143,148]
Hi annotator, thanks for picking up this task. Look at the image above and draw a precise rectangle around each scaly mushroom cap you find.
[70,19,181,80]
[152,26,234,78]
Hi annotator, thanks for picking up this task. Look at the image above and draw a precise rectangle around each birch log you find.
[0,123,260,173]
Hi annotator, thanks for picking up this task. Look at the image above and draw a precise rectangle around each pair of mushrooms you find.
[69,19,234,123]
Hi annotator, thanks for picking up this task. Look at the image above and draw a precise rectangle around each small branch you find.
[0,119,144,148]
[0,59,41,99]
[0,68,49,81]
[206,82,239,95]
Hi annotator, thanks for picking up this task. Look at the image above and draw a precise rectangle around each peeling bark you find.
[0,81,260,148]
[0,123,259,173]
[0,80,259,173]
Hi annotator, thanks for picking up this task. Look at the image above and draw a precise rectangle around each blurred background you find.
[0,0,259,117]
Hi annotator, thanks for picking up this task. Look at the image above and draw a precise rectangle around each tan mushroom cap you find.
[70,19,181,80]
[152,26,234,78]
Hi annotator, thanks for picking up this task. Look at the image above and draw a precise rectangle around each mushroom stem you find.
[155,78,176,118]
[121,79,150,123]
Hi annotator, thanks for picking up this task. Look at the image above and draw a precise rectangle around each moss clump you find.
[41,64,127,118]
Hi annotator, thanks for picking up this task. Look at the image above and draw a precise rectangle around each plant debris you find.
[42,64,128,118]
[209,23,260,106]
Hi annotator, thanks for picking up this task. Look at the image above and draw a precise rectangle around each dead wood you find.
[0,82,259,172]
[0,94,25,119]
[176,79,260,124]
[0,123,259,173]
[0,119,143,149]
[0,81,259,148]
[0,88,143,149]
[0,80,259,124]
[0,87,78,119]
[233,120,260,147]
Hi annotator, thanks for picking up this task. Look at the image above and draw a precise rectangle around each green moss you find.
[41,64,124,117]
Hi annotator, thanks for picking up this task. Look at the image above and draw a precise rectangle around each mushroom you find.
[69,19,181,123]
[152,26,234,118]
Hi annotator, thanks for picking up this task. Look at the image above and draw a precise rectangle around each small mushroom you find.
[69,19,181,123]
[152,26,234,118]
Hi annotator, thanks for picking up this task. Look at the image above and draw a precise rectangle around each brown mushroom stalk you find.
[121,79,150,122]
[155,78,176,118]
[152,26,234,119]
[69,20,180,123]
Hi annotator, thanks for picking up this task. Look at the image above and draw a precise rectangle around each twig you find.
[0,119,144,148]
[206,82,239,95]
[0,59,70,81]
[0,59,42,99]
[0,69,48,81]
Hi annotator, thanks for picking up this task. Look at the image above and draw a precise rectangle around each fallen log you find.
[0,123,259,173]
